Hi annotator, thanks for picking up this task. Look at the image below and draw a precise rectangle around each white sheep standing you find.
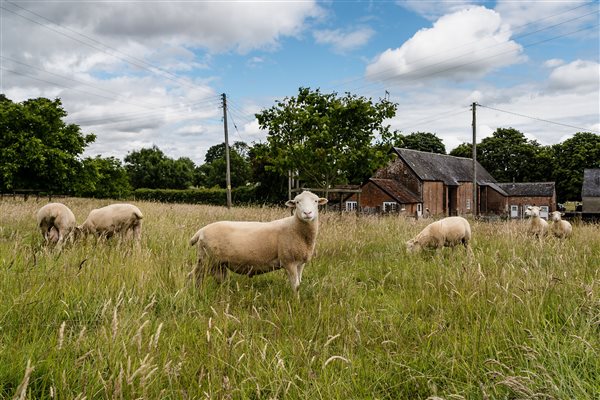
[525,206,548,238]
[77,203,143,241]
[406,216,472,253]
[36,202,77,246]
[550,211,572,238]
[189,190,328,293]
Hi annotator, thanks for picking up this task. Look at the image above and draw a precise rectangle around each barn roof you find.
[481,181,508,196]
[391,147,497,185]
[496,182,555,197]
[582,168,600,197]
[369,178,421,204]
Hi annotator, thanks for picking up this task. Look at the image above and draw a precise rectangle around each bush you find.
[132,186,258,205]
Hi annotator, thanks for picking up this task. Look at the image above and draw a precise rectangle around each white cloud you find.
[544,58,565,68]
[366,7,523,83]
[386,80,598,154]
[313,27,375,53]
[396,0,480,21]
[495,0,596,34]
[547,59,600,94]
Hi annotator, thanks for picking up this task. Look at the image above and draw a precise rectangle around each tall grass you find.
[0,198,598,399]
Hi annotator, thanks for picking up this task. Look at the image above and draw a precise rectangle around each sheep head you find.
[285,191,327,222]
[550,211,563,221]
[525,206,541,218]
[406,239,420,253]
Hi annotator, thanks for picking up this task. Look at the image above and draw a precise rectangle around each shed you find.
[497,182,556,219]
[582,168,600,213]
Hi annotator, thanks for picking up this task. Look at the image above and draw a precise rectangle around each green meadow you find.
[0,198,598,399]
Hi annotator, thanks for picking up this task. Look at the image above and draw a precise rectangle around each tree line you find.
[1,90,598,203]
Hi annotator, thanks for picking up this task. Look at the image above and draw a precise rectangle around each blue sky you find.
[1,1,598,165]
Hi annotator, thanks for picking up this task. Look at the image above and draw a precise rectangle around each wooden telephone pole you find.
[472,102,478,216]
[222,93,232,209]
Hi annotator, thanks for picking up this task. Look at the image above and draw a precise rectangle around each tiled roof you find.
[496,182,555,197]
[582,169,600,197]
[392,147,497,185]
[369,178,421,203]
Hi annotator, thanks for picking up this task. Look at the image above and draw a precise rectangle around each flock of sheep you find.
[36,191,573,293]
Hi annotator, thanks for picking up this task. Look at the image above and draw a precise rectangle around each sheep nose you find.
[303,210,313,218]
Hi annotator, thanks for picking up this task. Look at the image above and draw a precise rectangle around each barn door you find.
[448,186,458,216]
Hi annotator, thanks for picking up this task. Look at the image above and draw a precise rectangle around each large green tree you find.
[124,146,195,189]
[255,87,401,190]
[552,132,600,201]
[195,141,252,188]
[400,132,446,154]
[477,128,546,183]
[0,95,95,192]
[73,156,131,198]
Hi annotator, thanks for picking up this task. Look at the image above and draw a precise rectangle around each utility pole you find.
[471,102,478,216]
[222,93,232,209]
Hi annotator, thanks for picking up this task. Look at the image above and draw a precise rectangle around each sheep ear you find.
[285,200,296,208]
[318,198,328,205]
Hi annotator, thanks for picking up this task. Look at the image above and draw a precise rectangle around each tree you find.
[552,132,600,201]
[73,156,131,198]
[248,142,288,202]
[477,128,545,182]
[255,87,401,191]
[195,141,252,188]
[449,143,473,158]
[0,96,95,192]
[124,146,195,189]
[400,132,446,154]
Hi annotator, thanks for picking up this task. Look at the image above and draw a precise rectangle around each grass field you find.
[0,198,598,399]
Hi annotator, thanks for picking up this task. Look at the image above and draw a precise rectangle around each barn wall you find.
[484,188,507,214]
[346,182,418,214]
[422,182,444,215]
[374,157,421,196]
[507,195,556,218]
[456,182,474,215]
[582,196,600,212]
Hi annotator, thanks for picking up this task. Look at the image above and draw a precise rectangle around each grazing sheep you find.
[525,206,548,238]
[550,211,572,238]
[189,190,328,293]
[406,216,472,253]
[36,202,77,246]
[77,203,143,241]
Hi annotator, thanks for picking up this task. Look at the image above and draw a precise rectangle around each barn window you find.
[466,199,471,210]
[345,201,357,212]
[383,202,397,213]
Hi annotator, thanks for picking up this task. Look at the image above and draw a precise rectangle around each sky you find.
[1,0,599,165]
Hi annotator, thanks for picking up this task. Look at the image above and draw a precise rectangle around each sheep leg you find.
[296,263,306,284]
[132,222,142,242]
[211,263,228,284]
[284,262,301,293]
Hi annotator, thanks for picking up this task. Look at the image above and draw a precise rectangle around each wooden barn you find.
[346,148,507,216]
[344,147,559,218]
[582,168,600,213]
[497,182,557,219]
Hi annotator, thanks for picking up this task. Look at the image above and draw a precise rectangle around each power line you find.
[2,2,217,96]
[346,22,599,94]
[0,55,160,110]
[477,103,600,133]
[325,4,599,92]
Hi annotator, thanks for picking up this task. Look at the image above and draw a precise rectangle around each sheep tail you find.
[190,230,203,246]
[134,210,143,219]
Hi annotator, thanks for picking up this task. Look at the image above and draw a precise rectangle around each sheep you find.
[406,216,472,253]
[189,190,328,293]
[77,203,143,241]
[36,202,77,246]
[550,211,572,238]
[525,206,548,238]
